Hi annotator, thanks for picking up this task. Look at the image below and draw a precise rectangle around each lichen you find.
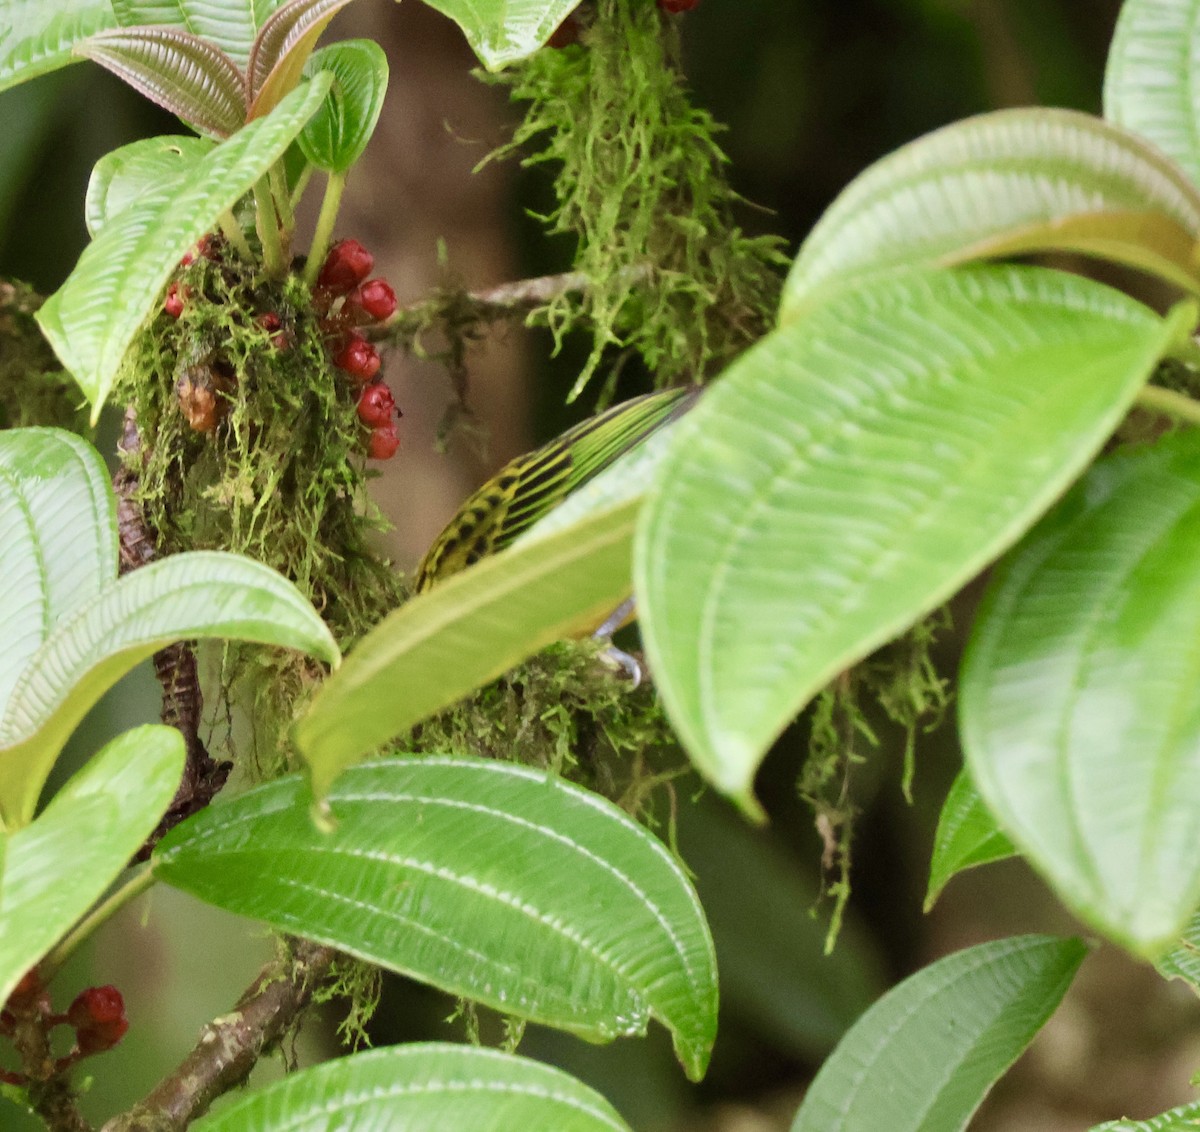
[484,0,787,402]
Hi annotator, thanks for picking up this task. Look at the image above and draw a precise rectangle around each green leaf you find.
[963,429,1200,955]
[297,39,388,173]
[246,0,356,120]
[36,74,330,419]
[155,756,718,1080]
[0,725,184,1009]
[296,498,639,800]
[0,550,339,829]
[925,770,1017,911]
[75,27,246,137]
[1105,0,1200,192]
[192,1043,633,1131]
[86,135,214,238]
[635,267,1189,816]
[1092,1101,1200,1131]
[790,935,1087,1132]
[780,109,1200,320]
[1156,911,1200,989]
[111,0,284,72]
[0,1,117,93]
[420,0,584,70]
[0,429,117,712]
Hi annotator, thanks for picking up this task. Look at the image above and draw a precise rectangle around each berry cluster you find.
[158,236,402,460]
[313,239,401,461]
[1,970,129,1084]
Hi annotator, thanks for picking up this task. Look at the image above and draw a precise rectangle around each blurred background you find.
[6,1,1200,1129]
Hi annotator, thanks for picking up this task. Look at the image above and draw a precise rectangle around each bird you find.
[412,384,700,593]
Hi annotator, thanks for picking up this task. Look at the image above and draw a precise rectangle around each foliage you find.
[7,0,1200,1128]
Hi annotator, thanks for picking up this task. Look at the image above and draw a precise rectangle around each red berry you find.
[658,0,699,10]
[318,239,374,293]
[347,278,398,323]
[333,333,381,383]
[68,985,124,1031]
[256,312,282,333]
[68,985,129,1056]
[357,382,396,427]
[164,283,184,319]
[547,17,580,48]
[368,422,400,460]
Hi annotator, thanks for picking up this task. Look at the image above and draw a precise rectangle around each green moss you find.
[486,0,786,401]
[121,246,404,776]
[0,281,89,433]
[800,609,951,949]
[414,638,686,824]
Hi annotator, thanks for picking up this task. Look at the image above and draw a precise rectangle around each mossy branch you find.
[100,940,336,1132]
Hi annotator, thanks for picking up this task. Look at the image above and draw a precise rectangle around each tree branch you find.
[100,940,336,1132]
[369,264,653,345]
[113,410,231,859]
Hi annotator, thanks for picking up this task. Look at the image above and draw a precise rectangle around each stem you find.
[268,162,295,235]
[303,171,346,288]
[1135,383,1200,427]
[40,866,156,982]
[253,178,286,277]
[290,164,315,212]
[218,210,254,263]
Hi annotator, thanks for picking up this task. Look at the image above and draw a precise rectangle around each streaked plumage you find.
[414,386,699,591]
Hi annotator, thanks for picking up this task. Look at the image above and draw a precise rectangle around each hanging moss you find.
[120,245,405,777]
[0,280,89,433]
[486,0,787,402]
[800,608,952,949]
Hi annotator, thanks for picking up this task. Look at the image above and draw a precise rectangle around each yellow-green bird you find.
[413,385,699,593]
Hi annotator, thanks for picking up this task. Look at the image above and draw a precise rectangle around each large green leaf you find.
[76,27,247,137]
[246,0,355,120]
[86,135,214,238]
[635,267,1189,816]
[0,550,339,829]
[192,1044,633,1131]
[1092,1101,1200,1131]
[36,75,330,419]
[0,429,116,712]
[790,935,1086,1132]
[962,429,1200,955]
[0,725,184,1009]
[111,0,283,72]
[298,39,388,173]
[925,770,1016,910]
[0,1,116,92]
[1105,0,1200,192]
[420,0,585,70]
[296,498,639,800]
[155,756,718,1080]
[780,109,1200,320]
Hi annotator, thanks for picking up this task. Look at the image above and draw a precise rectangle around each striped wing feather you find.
[413,386,697,591]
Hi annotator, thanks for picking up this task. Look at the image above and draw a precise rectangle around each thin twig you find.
[100,941,336,1132]
[369,264,654,345]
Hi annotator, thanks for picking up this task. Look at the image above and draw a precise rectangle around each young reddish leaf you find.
[246,0,356,120]
[75,27,246,138]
